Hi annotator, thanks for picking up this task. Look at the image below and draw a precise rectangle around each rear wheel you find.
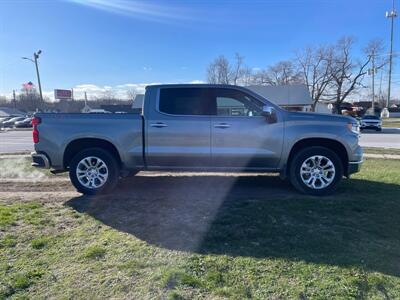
[69,148,120,195]
[289,146,343,196]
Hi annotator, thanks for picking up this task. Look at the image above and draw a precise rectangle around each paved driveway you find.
[359,128,400,148]
[0,130,34,153]
[1,127,400,153]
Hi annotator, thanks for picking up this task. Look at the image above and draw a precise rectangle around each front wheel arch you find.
[286,138,348,177]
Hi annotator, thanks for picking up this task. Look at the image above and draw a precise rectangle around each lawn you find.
[382,118,400,128]
[362,147,400,156]
[1,158,400,299]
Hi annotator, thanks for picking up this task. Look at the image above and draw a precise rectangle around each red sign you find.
[54,89,72,100]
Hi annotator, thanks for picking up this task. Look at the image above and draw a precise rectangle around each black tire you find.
[289,146,343,196]
[69,148,120,195]
[376,128,382,132]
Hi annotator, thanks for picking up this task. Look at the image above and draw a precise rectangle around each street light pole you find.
[386,0,397,113]
[33,51,43,103]
[22,50,43,104]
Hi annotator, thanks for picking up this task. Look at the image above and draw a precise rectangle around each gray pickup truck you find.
[31,84,362,196]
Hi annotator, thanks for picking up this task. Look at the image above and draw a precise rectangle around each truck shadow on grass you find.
[67,174,400,277]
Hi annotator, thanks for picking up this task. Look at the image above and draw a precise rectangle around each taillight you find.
[32,116,41,143]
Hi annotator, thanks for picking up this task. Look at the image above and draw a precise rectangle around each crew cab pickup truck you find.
[31,84,363,196]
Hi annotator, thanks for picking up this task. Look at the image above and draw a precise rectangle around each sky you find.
[0,0,399,100]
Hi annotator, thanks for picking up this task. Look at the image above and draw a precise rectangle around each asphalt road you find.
[1,128,400,153]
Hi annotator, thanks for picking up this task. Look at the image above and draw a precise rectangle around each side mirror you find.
[262,105,277,123]
[262,105,273,116]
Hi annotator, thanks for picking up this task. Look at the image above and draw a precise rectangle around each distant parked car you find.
[360,115,382,131]
[2,116,26,128]
[0,116,12,127]
[14,117,32,128]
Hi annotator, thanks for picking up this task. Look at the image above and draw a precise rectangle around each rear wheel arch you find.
[63,138,122,169]
[286,138,349,176]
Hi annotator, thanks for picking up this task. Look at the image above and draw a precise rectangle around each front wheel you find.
[289,146,343,196]
[69,148,120,195]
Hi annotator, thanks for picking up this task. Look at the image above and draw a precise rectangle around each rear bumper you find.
[31,152,50,169]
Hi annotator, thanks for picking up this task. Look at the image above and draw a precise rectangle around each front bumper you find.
[31,152,50,169]
[348,160,363,176]
[361,123,381,129]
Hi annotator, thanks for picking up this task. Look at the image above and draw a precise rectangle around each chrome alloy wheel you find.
[300,155,336,190]
[76,156,109,189]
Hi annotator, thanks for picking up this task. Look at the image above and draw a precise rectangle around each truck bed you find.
[35,113,144,170]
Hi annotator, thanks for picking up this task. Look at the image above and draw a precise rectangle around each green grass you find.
[1,158,400,299]
[363,147,400,155]
[382,119,400,128]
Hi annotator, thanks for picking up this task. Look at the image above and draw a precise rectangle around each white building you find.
[247,84,331,113]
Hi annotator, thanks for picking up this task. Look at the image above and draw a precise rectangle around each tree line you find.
[0,91,133,113]
[207,36,388,113]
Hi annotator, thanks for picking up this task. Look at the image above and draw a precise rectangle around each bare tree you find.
[326,37,371,113]
[252,61,303,86]
[364,39,386,66]
[239,66,253,86]
[207,53,250,85]
[296,46,333,111]
[126,88,137,100]
[207,55,231,84]
[101,89,116,101]
[231,53,245,85]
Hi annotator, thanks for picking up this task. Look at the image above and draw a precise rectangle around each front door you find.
[146,87,213,168]
[211,88,284,169]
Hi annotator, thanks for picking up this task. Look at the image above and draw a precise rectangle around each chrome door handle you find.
[150,122,168,128]
[214,123,230,129]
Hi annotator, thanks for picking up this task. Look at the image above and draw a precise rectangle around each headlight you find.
[347,122,360,134]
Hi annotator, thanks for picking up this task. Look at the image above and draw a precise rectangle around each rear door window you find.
[159,88,214,115]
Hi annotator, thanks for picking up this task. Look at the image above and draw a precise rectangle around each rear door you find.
[145,87,213,168]
[210,88,284,169]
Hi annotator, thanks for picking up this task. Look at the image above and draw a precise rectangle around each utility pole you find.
[385,0,397,115]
